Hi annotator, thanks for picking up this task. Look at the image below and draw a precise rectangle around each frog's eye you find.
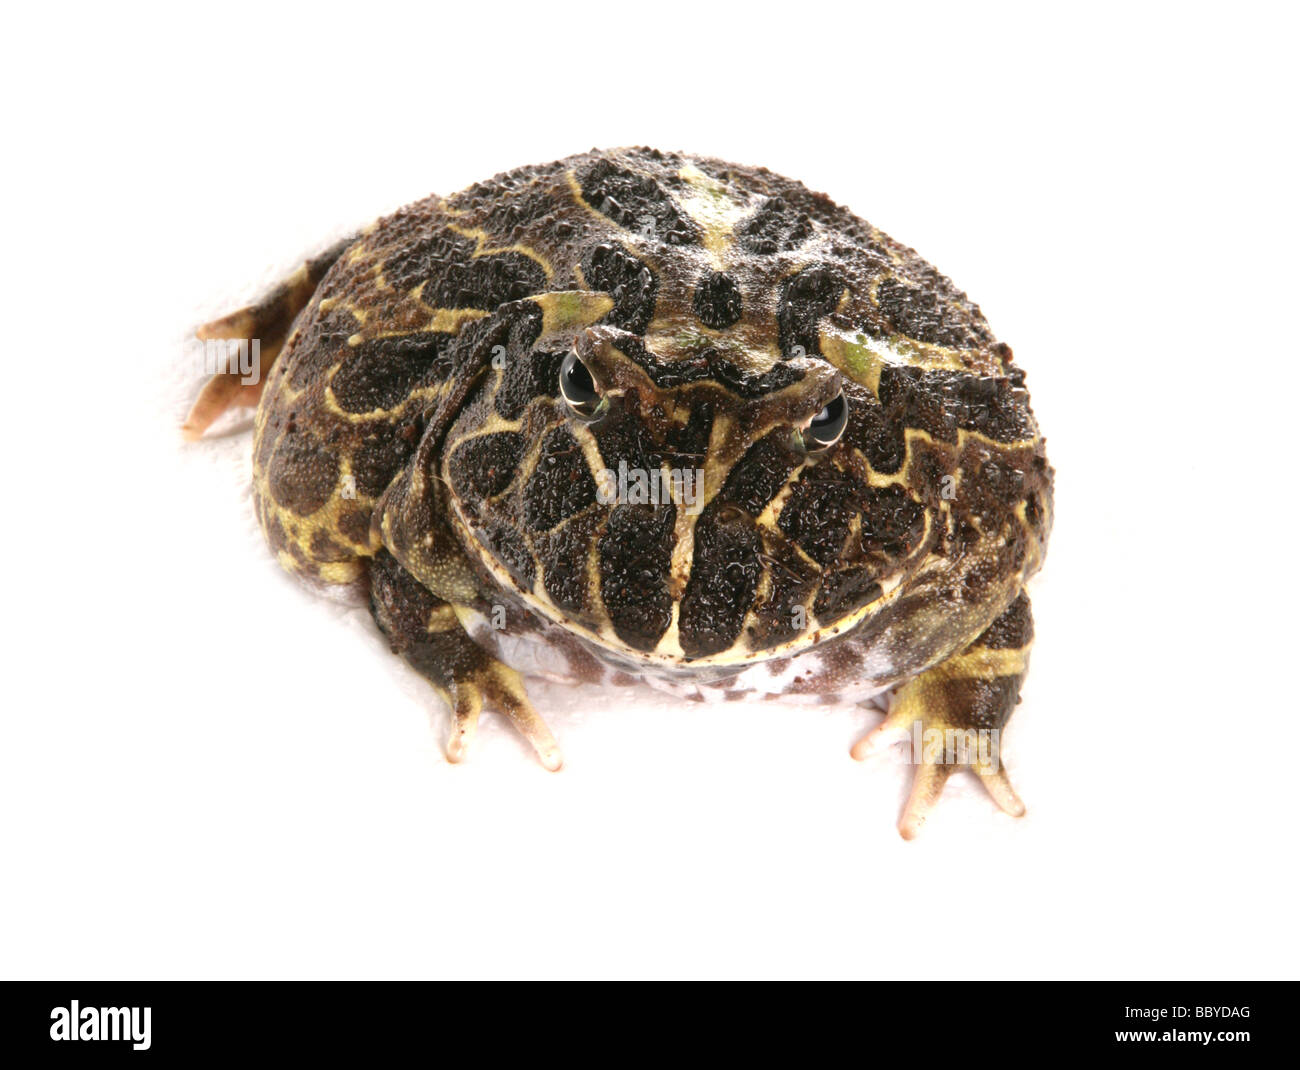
[559,350,603,418]
[806,391,848,450]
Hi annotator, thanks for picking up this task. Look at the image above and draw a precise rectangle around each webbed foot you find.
[852,591,1034,839]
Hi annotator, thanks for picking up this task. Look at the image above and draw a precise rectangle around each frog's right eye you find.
[559,350,603,419]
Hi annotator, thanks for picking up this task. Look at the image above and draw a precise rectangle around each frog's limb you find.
[371,300,540,602]
[366,302,560,767]
[183,235,354,440]
[852,591,1034,839]
[368,550,563,771]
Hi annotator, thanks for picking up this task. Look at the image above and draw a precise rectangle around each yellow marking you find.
[935,645,1029,680]
[426,604,462,632]
[675,163,751,267]
[319,561,364,584]
[531,291,615,337]
[446,410,524,448]
[430,307,489,333]
[582,524,613,635]
[346,307,488,346]
[1013,499,1048,575]
[820,329,970,394]
[565,169,608,224]
[657,604,683,659]
[446,222,554,280]
[666,513,695,611]
[643,320,784,367]
[754,470,805,530]
[568,420,612,493]
[699,412,736,506]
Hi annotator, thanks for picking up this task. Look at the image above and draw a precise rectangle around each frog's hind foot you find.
[851,592,1034,839]
[182,235,354,440]
[369,551,563,772]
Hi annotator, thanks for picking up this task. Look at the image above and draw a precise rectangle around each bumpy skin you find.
[190,148,1053,837]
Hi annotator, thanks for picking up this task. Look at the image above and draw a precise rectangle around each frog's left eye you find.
[806,391,848,450]
[559,350,603,418]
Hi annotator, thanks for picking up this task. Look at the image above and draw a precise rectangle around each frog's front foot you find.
[369,551,563,772]
[851,592,1034,839]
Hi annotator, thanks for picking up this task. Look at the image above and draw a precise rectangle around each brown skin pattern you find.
[189,147,1053,837]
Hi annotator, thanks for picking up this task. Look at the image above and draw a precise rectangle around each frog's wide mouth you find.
[447,499,916,671]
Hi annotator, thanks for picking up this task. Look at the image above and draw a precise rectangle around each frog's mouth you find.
[446,495,929,672]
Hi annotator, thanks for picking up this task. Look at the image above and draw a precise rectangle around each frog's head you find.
[430,308,942,670]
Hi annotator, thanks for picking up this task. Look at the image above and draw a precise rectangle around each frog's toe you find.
[463,662,563,772]
[849,705,911,761]
[854,708,1026,840]
[442,684,482,764]
[896,751,1024,841]
[434,663,562,771]
[974,763,1025,818]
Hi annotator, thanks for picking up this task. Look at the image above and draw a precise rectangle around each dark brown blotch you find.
[975,591,1034,651]
[310,529,353,562]
[598,504,677,651]
[577,159,700,246]
[679,503,762,658]
[777,265,844,358]
[693,271,743,330]
[874,277,994,350]
[522,426,596,532]
[736,196,813,255]
[582,243,658,335]
[813,568,883,622]
[351,424,420,498]
[537,511,601,616]
[337,505,374,546]
[449,431,526,506]
[267,427,339,517]
[331,333,452,414]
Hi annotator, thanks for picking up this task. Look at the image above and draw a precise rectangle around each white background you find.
[2,1,1296,979]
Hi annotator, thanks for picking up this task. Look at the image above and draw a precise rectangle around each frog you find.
[186,147,1053,838]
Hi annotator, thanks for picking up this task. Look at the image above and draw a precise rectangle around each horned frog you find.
[186,148,1053,838]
